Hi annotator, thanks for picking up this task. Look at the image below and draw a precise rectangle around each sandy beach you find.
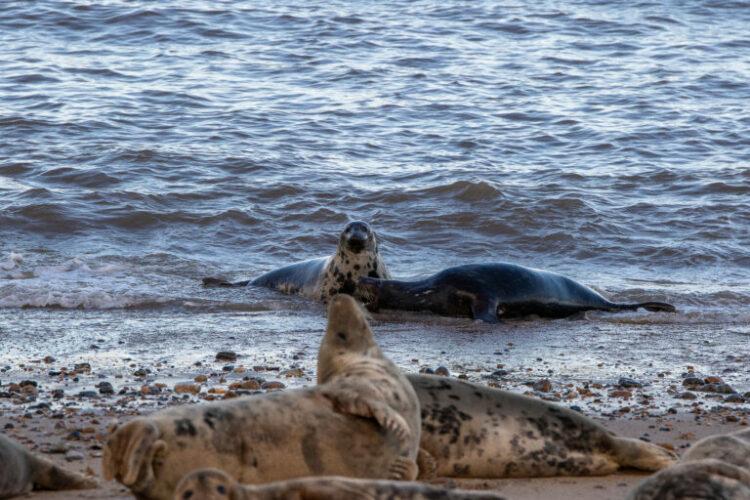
[2,328,747,499]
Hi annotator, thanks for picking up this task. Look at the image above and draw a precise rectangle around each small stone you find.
[43,356,56,364]
[677,391,697,400]
[97,382,114,395]
[133,368,149,377]
[725,394,746,404]
[699,383,735,394]
[194,375,208,383]
[704,376,723,384]
[230,380,261,391]
[215,351,237,362]
[174,382,200,395]
[282,368,304,378]
[435,366,450,377]
[618,377,642,388]
[725,415,740,423]
[419,367,435,374]
[569,405,583,413]
[457,374,468,380]
[77,391,98,398]
[533,379,552,392]
[19,380,37,387]
[74,363,91,374]
[609,389,632,399]
[140,385,160,396]
[65,450,85,462]
[51,389,64,399]
[682,377,705,387]
[261,381,285,391]
[222,365,234,372]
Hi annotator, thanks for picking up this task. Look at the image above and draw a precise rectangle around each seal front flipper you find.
[470,294,500,323]
[388,456,419,480]
[202,277,250,287]
[321,387,411,443]
[416,447,438,479]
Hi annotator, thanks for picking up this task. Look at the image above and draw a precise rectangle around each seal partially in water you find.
[408,374,677,479]
[103,295,419,500]
[203,221,390,302]
[174,468,506,500]
[359,262,675,323]
[628,428,750,499]
[0,433,97,497]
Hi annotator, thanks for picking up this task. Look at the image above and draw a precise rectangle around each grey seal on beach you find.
[174,468,506,500]
[408,374,676,479]
[628,428,750,499]
[103,295,419,500]
[0,433,97,498]
[359,262,675,323]
[203,221,390,302]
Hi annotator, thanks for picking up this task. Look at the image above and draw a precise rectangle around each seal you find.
[0,433,97,497]
[627,460,750,500]
[628,428,750,499]
[174,468,506,500]
[359,262,675,323]
[408,374,676,478]
[202,221,390,302]
[103,294,420,500]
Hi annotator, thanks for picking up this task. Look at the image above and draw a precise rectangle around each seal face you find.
[408,374,676,479]
[0,433,97,497]
[103,295,419,500]
[359,262,675,323]
[203,221,390,303]
[627,429,750,500]
[174,468,508,500]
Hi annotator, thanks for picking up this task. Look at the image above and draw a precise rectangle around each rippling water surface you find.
[1,1,749,383]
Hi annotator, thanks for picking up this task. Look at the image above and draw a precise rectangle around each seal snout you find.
[342,221,372,253]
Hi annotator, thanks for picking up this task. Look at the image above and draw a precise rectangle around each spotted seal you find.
[103,294,419,500]
[0,433,97,497]
[408,374,676,478]
[359,262,675,323]
[174,468,506,500]
[628,429,750,499]
[203,221,390,302]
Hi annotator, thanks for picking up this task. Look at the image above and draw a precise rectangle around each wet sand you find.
[1,330,747,500]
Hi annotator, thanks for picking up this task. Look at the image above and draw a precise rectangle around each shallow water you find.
[1,1,749,410]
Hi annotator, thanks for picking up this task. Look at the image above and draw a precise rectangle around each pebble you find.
[609,389,632,399]
[435,366,450,377]
[51,389,64,399]
[724,394,746,404]
[677,391,697,400]
[261,381,285,391]
[65,450,85,462]
[618,377,642,388]
[682,377,704,387]
[97,382,114,395]
[74,363,91,374]
[194,375,208,383]
[230,380,261,391]
[216,351,237,362]
[43,356,56,363]
[133,368,150,377]
[174,382,200,395]
[533,379,552,392]
[698,383,735,394]
[77,391,98,398]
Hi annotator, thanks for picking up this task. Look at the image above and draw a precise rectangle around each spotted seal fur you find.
[103,295,419,500]
[174,468,506,500]
[203,221,390,302]
[0,433,97,498]
[628,428,750,499]
[408,374,676,478]
[359,262,675,323]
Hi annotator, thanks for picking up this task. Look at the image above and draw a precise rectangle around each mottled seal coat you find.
[203,221,390,302]
[628,429,750,499]
[174,468,506,500]
[0,433,97,498]
[359,262,675,323]
[103,295,419,500]
[408,374,676,478]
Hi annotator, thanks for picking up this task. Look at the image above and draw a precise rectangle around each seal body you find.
[174,469,506,500]
[203,221,390,302]
[104,295,419,500]
[360,263,675,323]
[628,429,750,499]
[408,374,676,478]
[0,433,97,497]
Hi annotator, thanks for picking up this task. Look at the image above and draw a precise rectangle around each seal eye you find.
[337,331,347,341]
[183,491,193,499]
[217,484,227,495]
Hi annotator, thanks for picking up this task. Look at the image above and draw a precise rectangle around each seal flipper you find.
[28,455,98,491]
[202,277,250,287]
[416,447,438,479]
[470,295,500,323]
[388,456,419,480]
[321,387,411,443]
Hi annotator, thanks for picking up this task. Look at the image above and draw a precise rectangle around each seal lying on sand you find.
[0,433,97,498]
[408,374,676,478]
[174,468,506,500]
[203,221,390,302]
[628,428,750,499]
[103,295,420,500]
[359,263,675,322]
